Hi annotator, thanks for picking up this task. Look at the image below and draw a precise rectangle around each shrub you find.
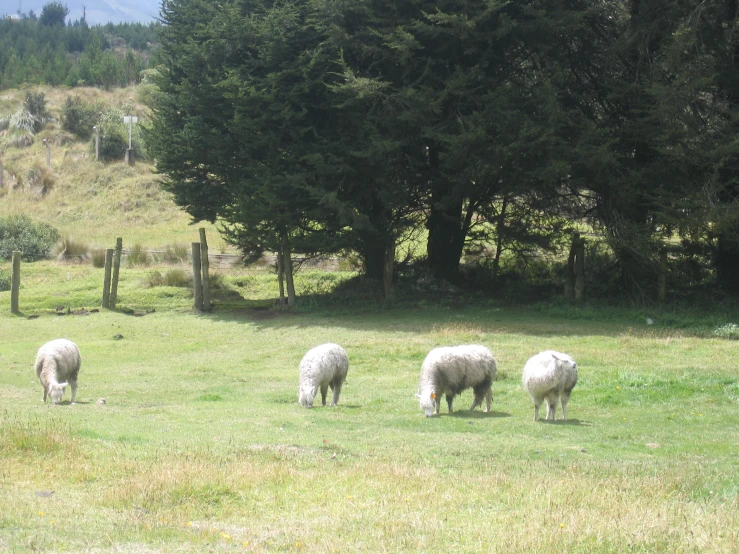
[95,108,148,162]
[127,243,150,266]
[0,269,10,292]
[54,236,90,258]
[0,214,60,261]
[713,323,739,340]
[91,249,106,268]
[146,269,191,288]
[24,162,56,194]
[62,96,101,140]
[158,243,189,263]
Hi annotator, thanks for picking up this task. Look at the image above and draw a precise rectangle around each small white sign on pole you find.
[123,116,138,149]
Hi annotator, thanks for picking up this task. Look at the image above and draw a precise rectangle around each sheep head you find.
[49,382,68,404]
[299,385,318,408]
[551,352,577,372]
[417,390,437,417]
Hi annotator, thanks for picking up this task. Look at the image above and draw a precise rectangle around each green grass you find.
[0,86,737,552]
[0,303,737,553]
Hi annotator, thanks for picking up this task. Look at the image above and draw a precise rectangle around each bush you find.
[713,323,739,340]
[95,108,148,162]
[127,243,150,266]
[54,236,90,258]
[91,249,106,268]
[158,243,189,263]
[0,214,60,261]
[146,269,191,288]
[0,269,10,292]
[62,96,101,140]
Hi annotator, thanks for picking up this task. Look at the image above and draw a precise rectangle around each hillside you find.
[0,86,222,252]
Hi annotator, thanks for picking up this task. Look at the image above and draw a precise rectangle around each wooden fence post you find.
[10,251,21,314]
[110,237,123,309]
[192,242,203,311]
[93,126,99,162]
[102,248,113,308]
[43,138,51,168]
[199,228,210,311]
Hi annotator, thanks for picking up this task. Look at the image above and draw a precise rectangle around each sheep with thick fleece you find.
[522,350,578,421]
[35,339,81,404]
[417,345,497,417]
[298,343,349,408]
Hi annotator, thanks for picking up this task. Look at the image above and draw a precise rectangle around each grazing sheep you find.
[298,343,349,408]
[34,339,81,404]
[522,350,578,421]
[417,345,497,417]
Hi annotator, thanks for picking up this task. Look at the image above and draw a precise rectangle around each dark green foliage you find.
[148,0,739,302]
[0,18,156,90]
[96,125,127,161]
[0,269,10,292]
[0,214,60,261]
[39,2,69,27]
[61,96,100,139]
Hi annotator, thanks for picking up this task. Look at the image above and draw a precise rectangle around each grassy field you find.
[1,85,738,552]
[1,298,737,553]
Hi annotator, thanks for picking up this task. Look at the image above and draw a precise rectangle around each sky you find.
[3,0,159,25]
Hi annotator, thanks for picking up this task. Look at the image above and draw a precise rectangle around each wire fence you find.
[1,249,356,316]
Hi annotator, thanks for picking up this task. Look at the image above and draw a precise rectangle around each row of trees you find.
[148,0,739,303]
[0,11,156,89]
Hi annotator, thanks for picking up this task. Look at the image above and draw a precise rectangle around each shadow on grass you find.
[442,410,512,419]
[536,418,592,426]
[58,400,93,406]
[201,304,651,340]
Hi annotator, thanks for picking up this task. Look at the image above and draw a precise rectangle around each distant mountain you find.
[8,0,159,25]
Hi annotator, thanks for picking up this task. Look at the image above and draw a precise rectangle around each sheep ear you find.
[414,393,421,399]
[58,382,68,389]
[550,353,561,362]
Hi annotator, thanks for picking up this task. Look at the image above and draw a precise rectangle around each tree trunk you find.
[427,190,463,282]
[715,231,739,293]
[382,234,395,301]
[492,194,509,281]
[426,146,464,282]
[277,245,286,305]
[565,232,579,299]
[280,228,296,306]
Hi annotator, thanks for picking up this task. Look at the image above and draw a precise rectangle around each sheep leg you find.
[560,394,570,421]
[533,403,539,421]
[484,388,492,413]
[446,394,454,414]
[43,387,47,403]
[70,379,78,404]
[331,381,342,406]
[320,384,329,406]
[546,401,557,421]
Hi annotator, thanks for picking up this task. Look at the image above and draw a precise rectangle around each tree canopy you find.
[148,0,739,303]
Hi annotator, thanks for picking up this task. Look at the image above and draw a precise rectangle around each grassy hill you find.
[0,86,223,251]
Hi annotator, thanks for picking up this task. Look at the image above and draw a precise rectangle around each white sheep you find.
[522,350,578,421]
[298,343,349,408]
[34,339,82,404]
[417,345,497,417]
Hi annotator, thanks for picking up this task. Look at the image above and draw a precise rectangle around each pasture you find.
[1,301,737,553]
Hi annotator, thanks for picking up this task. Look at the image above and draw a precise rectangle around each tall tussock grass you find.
[0,413,76,456]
